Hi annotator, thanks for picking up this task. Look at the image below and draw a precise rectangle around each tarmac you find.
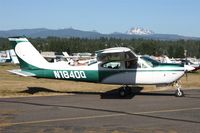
[0,89,200,133]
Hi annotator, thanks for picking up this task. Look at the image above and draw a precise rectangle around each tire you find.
[119,89,126,97]
[126,86,132,94]
[175,90,184,97]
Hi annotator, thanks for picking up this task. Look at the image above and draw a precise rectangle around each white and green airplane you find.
[8,37,194,97]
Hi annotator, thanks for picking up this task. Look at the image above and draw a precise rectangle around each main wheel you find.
[126,86,132,94]
[175,90,184,97]
[119,89,126,97]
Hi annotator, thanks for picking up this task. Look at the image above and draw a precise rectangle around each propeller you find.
[184,50,188,81]
[185,68,188,81]
[184,65,195,81]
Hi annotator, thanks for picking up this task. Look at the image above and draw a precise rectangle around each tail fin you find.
[8,37,48,70]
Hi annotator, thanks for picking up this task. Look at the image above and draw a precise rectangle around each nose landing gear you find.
[174,81,184,97]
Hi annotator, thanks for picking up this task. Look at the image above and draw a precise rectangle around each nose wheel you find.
[175,89,184,97]
[174,81,184,97]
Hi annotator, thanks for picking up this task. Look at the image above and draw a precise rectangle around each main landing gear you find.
[119,85,132,97]
[174,81,184,97]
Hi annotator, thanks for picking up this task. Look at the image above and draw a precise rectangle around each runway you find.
[0,89,200,133]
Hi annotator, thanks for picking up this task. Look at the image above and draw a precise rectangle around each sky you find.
[0,0,200,37]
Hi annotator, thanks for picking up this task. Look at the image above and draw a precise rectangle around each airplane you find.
[180,59,200,72]
[0,49,19,64]
[8,37,195,97]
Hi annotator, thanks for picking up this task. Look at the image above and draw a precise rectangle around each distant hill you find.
[0,28,102,38]
[0,28,199,40]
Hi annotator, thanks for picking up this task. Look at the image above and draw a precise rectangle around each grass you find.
[0,63,120,97]
[181,71,200,88]
[0,63,199,98]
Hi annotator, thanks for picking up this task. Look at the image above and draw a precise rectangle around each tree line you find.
[1,37,200,58]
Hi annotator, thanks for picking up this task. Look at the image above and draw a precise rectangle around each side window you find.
[125,59,138,69]
[102,61,121,69]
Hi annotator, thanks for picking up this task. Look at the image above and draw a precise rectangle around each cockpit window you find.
[141,56,159,67]
[125,59,138,69]
[137,59,149,68]
[102,61,121,69]
[142,59,153,67]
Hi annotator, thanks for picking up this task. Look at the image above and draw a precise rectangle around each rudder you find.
[8,37,48,70]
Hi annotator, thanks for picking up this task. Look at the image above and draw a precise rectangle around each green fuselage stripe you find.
[24,68,184,83]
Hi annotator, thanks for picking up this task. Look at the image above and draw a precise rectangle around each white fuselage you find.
[101,68,184,85]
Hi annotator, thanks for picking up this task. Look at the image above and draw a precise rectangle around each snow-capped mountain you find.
[127,27,154,35]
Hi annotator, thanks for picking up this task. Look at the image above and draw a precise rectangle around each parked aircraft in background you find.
[0,49,19,64]
[41,51,96,66]
[154,55,200,72]
[8,37,195,97]
[180,59,200,71]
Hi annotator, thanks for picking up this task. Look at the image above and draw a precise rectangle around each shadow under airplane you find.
[19,86,176,99]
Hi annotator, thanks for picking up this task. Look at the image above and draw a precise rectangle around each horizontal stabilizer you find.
[8,69,36,77]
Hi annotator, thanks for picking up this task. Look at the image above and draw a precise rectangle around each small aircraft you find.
[8,37,194,97]
[0,49,19,64]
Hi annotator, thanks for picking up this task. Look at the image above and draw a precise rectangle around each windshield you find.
[141,56,159,67]
[102,61,121,69]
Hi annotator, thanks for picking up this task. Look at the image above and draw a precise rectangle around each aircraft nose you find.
[184,65,195,72]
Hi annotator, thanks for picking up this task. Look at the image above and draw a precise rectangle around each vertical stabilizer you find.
[8,37,49,70]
